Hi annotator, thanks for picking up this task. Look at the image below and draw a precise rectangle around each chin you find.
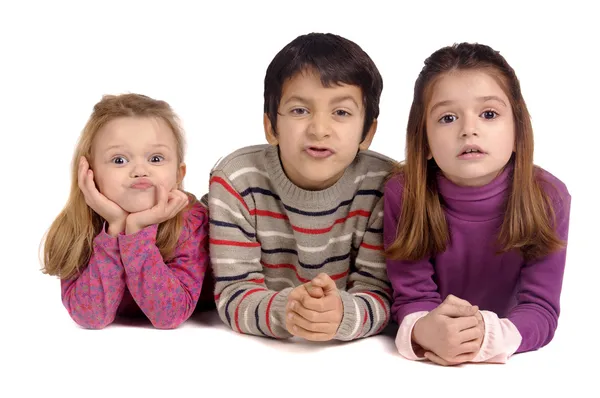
[120,201,154,214]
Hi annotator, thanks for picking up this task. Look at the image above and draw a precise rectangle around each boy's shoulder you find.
[210,144,271,175]
[357,149,397,170]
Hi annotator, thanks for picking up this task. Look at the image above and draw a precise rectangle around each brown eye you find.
[481,110,498,120]
[150,155,164,163]
[439,115,457,124]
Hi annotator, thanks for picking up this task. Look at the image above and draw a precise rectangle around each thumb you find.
[305,282,324,299]
[311,273,337,296]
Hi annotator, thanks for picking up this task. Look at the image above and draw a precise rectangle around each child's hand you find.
[78,156,128,235]
[412,294,482,365]
[126,184,189,234]
[286,273,342,341]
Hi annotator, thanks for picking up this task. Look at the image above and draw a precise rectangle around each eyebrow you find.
[429,95,508,115]
[104,143,172,152]
[282,95,360,109]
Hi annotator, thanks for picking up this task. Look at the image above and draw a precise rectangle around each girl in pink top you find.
[41,93,210,329]
[384,43,571,365]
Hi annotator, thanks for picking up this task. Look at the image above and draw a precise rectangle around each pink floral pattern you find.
[61,202,209,329]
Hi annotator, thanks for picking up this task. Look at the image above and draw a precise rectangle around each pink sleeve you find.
[471,310,523,363]
[117,203,209,329]
[61,226,126,329]
[394,311,429,360]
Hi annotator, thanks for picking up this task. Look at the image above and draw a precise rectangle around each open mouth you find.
[306,146,334,158]
[458,147,486,159]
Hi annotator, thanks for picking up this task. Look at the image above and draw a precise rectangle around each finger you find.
[77,157,88,189]
[287,311,333,334]
[155,184,168,210]
[85,169,100,201]
[311,273,337,295]
[288,285,309,303]
[301,294,341,313]
[424,351,460,366]
[438,302,479,318]
[305,282,324,298]
[291,301,339,323]
[458,325,484,343]
[443,294,473,307]
[449,342,481,359]
[289,323,332,342]
[453,315,479,331]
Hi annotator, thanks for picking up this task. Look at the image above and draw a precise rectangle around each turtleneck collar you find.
[436,160,514,222]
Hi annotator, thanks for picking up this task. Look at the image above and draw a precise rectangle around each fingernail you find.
[290,301,295,310]
[287,313,293,320]
[293,326,297,332]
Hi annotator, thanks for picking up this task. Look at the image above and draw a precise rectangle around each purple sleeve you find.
[61,227,126,329]
[118,203,209,329]
[508,182,571,353]
[383,177,441,324]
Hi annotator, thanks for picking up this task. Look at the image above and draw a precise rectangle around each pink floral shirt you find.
[61,202,210,329]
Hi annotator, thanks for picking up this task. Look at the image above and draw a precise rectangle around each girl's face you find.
[426,69,515,187]
[91,116,185,213]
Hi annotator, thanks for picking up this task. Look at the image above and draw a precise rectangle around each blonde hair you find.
[41,93,196,279]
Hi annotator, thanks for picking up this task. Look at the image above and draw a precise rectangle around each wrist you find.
[125,217,143,235]
[106,220,126,237]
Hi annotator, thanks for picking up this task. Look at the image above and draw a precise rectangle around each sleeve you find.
[335,197,392,340]
[505,188,572,354]
[383,177,442,325]
[60,225,126,329]
[208,170,292,339]
[117,202,209,329]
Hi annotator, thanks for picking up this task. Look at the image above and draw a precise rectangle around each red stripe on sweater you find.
[292,210,371,234]
[265,292,279,337]
[355,309,369,339]
[234,288,266,333]
[211,177,372,235]
[360,242,384,251]
[214,278,264,301]
[210,176,249,211]
[209,239,260,248]
[364,291,389,334]
[260,261,310,283]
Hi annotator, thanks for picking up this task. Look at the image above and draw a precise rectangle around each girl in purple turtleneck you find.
[384,42,571,366]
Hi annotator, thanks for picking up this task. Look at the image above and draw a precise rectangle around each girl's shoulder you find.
[534,166,571,204]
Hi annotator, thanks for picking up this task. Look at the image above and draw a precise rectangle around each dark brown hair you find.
[386,43,564,262]
[264,32,383,140]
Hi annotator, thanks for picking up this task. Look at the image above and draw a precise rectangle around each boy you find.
[206,33,395,341]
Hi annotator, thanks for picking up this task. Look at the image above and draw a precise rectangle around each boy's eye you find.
[334,110,350,117]
[439,115,457,124]
[111,156,127,165]
[150,155,164,163]
[291,108,308,115]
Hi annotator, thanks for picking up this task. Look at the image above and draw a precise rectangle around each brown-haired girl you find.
[384,43,571,365]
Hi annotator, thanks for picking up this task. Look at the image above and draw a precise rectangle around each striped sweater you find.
[206,144,395,340]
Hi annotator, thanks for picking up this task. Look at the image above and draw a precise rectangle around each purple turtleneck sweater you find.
[383,163,571,354]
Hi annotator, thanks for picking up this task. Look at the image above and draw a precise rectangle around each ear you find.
[178,162,187,185]
[358,119,377,151]
[264,113,278,145]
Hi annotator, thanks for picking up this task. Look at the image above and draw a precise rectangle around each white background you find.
[1,0,598,397]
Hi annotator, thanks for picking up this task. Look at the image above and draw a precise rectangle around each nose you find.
[460,114,479,137]
[307,112,332,140]
[130,161,149,178]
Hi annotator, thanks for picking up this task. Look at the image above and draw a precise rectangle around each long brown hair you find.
[386,43,564,262]
[41,93,196,279]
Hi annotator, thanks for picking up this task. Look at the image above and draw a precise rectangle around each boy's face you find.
[264,69,376,190]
